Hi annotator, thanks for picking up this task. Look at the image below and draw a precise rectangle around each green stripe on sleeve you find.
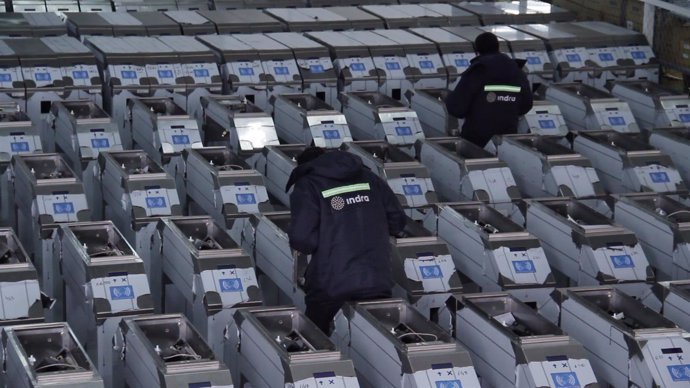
[321,183,371,198]
[484,84,522,93]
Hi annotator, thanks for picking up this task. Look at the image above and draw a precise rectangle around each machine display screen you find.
[121,70,137,79]
[309,64,325,73]
[219,278,243,292]
[608,116,626,126]
[395,126,412,136]
[273,66,289,75]
[323,129,341,139]
[239,67,254,76]
[610,254,635,268]
[419,265,443,279]
[649,171,670,183]
[385,62,401,70]
[598,52,614,61]
[91,138,110,149]
[455,58,470,67]
[349,62,366,71]
[403,184,423,196]
[566,53,581,62]
[526,56,541,65]
[53,202,75,214]
[419,60,434,69]
[34,72,51,81]
[631,51,647,60]
[193,68,209,77]
[313,372,337,378]
[145,197,167,209]
[0,73,11,82]
[157,69,174,78]
[538,120,556,129]
[667,365,690,382]
[551,372,581,388]
[172,135,190,145]
[188,383,212,388]
[235,193,256,205]
[72,70,89,79]
[10,142,29,152]
[679,113,690,123]
[109,285,134,300]
[512,260,536,273]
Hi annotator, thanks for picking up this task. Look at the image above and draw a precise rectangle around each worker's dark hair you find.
[475,32,500,55]
[296,146,326,165]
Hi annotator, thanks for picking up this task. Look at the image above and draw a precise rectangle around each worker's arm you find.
[288,183,320,255]
[517,71,534,116]
[380,179,407,236]
[445,66,482,119]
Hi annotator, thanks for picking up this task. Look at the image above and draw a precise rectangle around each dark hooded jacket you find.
[445,52,533,147]
[286,150,406,302]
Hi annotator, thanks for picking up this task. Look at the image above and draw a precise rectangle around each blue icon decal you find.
[349,63,366,71]
[239,67,254,76]
[53,202,75,214]
[395,126,412,136]
[526,56,542,65]
[420,265,443,279]
[91,138,110,149]
[172,135,190,145]
[34,72,51,82]
[403,184,423,196]
[608,116,626,126]
[513,260,536,273]
[157,69,174,79]
[145,197,167,209]
[72,70,89,79]
[419,60,434,69]
[598,52,614,61]
[235,193,257,205]
[273,66,289,75]
[435,381,462,388]
[219,278,243,292]
[109,285,134,300]
[649,172,670,183]
[454,59,470,67]
[551,372,581,388]
[566,54,581,63]
[10,142,29,153]
[323,129,341,140]
[0,73,11,82]
[631,51,646,60]
[120,70,137,79]
[385,62,401,70]
[538,119,556,129]
[611,254,635,269]
[668,365,690,382]
[310,64,325,73]
[193,69,210,77]
[679,113,690,123]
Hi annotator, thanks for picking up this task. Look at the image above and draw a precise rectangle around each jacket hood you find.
[285,150,364,192]
[468,52,522,78]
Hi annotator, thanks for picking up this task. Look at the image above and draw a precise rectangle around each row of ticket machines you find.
[0,84,689,388]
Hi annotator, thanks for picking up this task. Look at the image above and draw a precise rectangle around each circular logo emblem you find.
[486,92,497,103]
[330,196,345,210]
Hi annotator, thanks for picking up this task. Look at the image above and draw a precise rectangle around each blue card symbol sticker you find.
[420,265,443,279]
[10,142,29,153]
[668,365,690,382]
[310,64,325,73]
[608,116,625,126]
[350,63,365,71]
[53,202,75,214]
[395,126,412,136]
[72,70,89,79]
[0,74,12,82]
[649,172,670,183]
[403,184,423,196]
[538,119,556,129]
[419,60,434,69]
[454,59,469,67]
[679,113,690,123]
[273,66,289,75]
[121,70,137,79]
[611,254,634,269]
[513,260,536,273]
[158,69,174,79]
[91,138,110,149]
[551,372,581,388]
[526,56,541,65]
[34,72,51,82]
[193,68,209,77]
[323,129,341,139]
[109,285,134,300]
[172,135,190,145]
[145,197,167,209]
[566,54,581,63]
[239,67,254,76]
[598,52,614,61]
[631,51,646,60]
[219,278,243,292]
[385,62,401,70]
[435,381,462,388]
[235,193,256,205]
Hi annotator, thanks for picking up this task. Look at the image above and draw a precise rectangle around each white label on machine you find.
[292,372,360,388]
[198,267,258,308]
[492,246,551,285]
[639,337,690,386]
[88,273,150,313]
[130,188,179,217]
[0,279,41,320]
[219,183,267,214]
[462,167,516,204]
[405,365,480,388]
[37,193,87,223]
[549,165,600,197]
[633,165,683,192]
[403,254,455,292]
[522,357,597,388]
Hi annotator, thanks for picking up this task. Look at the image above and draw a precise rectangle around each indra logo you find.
[331,194,370,210]
[497,95,517,102]
[486,92,497,103]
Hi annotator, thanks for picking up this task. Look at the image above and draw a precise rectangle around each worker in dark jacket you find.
[445,31,534,148]
[286,147,406,334]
